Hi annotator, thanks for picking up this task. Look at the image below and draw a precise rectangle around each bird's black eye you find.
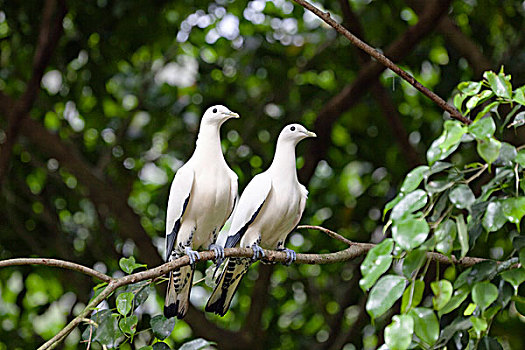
[213,108,217,113]
[290,126,296,131]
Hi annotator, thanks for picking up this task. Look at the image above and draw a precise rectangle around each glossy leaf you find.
[409,307,439,346]
[152,343,171,350]
[435,219,456,255]
[477,138,501,164]
[360,239,394,291]
[116,292,134,316]
[482,201,507,232]
[472,282,498,310]
[469,116,495,140]
[390,190,428,220]
[439,287,470,317]
[470,316,488,334]
[402,248,426,278]
[366,275,406,319]
[501,197,525,226]
[440,120,466,152]
[400,166,429,193]
[427,133,460,165]
[119,315,138,335]
[179,339,216,350]
[384,315,414,350]
[150,315,176,340]
[517,150,525,167]
[484,71,511,99]
[514,87,525,105]
[392,217,430,251]
[401,280,424,313]
[500,269,525,290]
[119,256,146,274]
[458,81,482,95]
[431,280,453,311]
[456,215,469,259]
[449,184,475,209]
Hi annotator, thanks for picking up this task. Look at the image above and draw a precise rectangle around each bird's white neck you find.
[194,123,224,161]
[269,140,298,181]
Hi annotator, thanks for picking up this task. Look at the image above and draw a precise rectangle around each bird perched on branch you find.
[206,123,316,316]
[164,105,239,319]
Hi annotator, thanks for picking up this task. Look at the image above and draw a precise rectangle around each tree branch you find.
[299,0,455,183]
[0,224,500,349]
[0,0,67,184]
[292,0,469,124]
[0,258,112,283]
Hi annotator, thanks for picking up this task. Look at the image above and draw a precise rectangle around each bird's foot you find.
[251,243,265,261]
[184,247,200,265]
[279,248,296,266]
[209,243,225,265]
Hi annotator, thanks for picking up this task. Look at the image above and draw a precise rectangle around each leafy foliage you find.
[361,72,525,349]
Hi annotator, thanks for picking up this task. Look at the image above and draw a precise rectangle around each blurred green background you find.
[0,0,524,349]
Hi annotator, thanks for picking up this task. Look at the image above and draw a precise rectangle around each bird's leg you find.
[278,248,297,266]
[184,246,200,266]
[250,243,265,261]
[209,243,225,265]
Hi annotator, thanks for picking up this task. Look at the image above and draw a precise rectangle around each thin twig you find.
[298,225,354,246]
[292,0,471,125]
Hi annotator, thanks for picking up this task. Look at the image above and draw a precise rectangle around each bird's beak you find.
[222,111,240,119]
[304,130,317,138]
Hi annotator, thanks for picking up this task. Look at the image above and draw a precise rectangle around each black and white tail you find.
[164,257,194,319]
[205,257,251,316]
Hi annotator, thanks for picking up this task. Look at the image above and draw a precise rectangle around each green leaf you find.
[427,133,460,165]
[454,261,498,289]
[474,101,500,121]
[472,282,498,310]
[150,315,176,340]
[509,111,525,128]
[119,315,138,335]
[458,81,482,96]
[484,71,512,99]
[431,280,453,311]
[392,217,430,251]
[449,184,475,209]
[520,248,525,267]
[116,292,134,316]
[513,87,525,105]
[391,190,428,220]
[409,307,439,346]
[477,138,501,165]
[435,219,457,255]
[440,120,466,152]
[478,336,504,350]
[517,150,525,167]
[139,347,154,350]
[500,269,525,290]
[496,142,517,166]
[90,311,123,348]
[179,339,216,350]
[456,215,469,259]
[119,256,146,274]
[501,197,525,226]
[470,316,488,335]
[402,248,426,278]
[384,193,404,220]
[513,295,525,317]
[436,318,472,348]
[400,166,429,193]
[366,275,406,319]
[401,280,424,313]
[464,302,476,316]
[153,343,171,350]
[439,287,470,317]
[469,116,496,140]
[384,315,414,350]
[466,90,494,111]
[482,201,507,232]
[360,239,394,291]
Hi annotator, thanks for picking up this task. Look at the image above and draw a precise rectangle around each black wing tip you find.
[205,292,229,317]
[164,301,187,319]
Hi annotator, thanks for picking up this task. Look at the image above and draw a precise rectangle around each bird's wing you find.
[218,173,272,249]
[224,169,239,226]
[290,184,309,230]
[165,165,194,261]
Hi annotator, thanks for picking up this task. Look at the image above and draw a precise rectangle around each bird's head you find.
[278,123,317,145]
[201,105,240,126]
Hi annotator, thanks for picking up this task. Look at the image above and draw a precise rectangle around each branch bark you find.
[1,225,498,349]
[0,0,67,184]
[292,0,468,124]
[298,0,456,183]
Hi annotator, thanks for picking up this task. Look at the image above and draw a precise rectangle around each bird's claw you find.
[251,244,265,261]
[209,243,225,265]
[281,248,296,266]
[185,247,200,265]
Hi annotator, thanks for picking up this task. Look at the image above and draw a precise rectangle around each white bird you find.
[164,105,239,319]
[205,123,316,316]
